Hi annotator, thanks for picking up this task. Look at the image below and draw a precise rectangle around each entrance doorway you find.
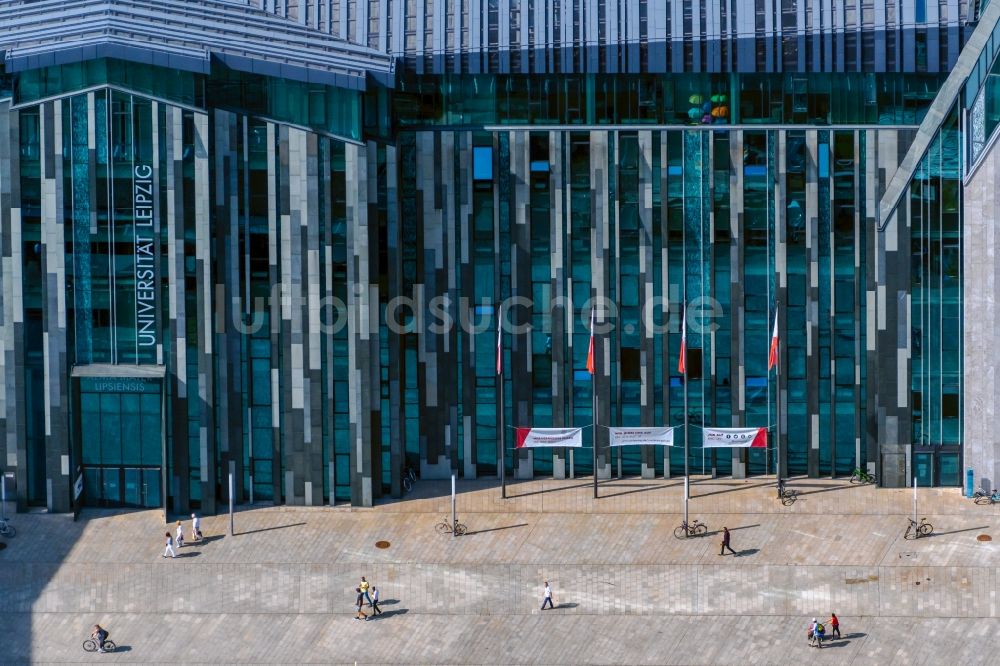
[73,370,165,509]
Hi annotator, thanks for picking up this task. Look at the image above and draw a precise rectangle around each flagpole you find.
[500,367,506,500]
[587,306,598,500]
[683,304,689,528]
[593,370,598,500]
[498,303,506,500]
[776,300,783,486]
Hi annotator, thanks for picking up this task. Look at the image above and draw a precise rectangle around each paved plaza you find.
[4,476,1000,664]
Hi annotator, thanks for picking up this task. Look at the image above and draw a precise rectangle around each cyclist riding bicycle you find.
[91,624,110,653]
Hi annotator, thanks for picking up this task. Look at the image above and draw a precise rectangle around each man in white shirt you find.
[541,581,554,610]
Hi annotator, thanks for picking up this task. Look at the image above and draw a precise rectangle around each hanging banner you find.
[702,427,768,448]
[515,427,583,448]
[608,427,675,447]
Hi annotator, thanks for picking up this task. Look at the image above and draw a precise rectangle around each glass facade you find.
[1,0,992,513]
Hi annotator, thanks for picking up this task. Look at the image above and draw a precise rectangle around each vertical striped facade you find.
[0,0,983,511]
[254,0,970,74]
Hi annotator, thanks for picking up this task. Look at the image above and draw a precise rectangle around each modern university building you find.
[1,0,999,514]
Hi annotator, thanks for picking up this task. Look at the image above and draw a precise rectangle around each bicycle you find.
[776,480,797,506]
[435,516,467,536]
[82,637,117,653]
[402,466,416,493]
[0,517,14,538]
[673,519,707,539]
[904,517,933,540]
[849,468,877,484]
[973,488,1000,505]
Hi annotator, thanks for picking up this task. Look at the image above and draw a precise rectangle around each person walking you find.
[191,513,202,541]
[719,527,737,556]
[163,531,176,558]
[360,576,372,606]
[827,613,841,639]
[354,587,367,620]
[540,581,554,610]
[175,520,185,548]
[371,586,382,615]
[809,618,824,648]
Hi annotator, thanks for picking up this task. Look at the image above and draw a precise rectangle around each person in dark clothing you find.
[354,587,367,620]
[719,526,737,555]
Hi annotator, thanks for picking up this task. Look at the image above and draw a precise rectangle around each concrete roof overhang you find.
[0,0,393,90]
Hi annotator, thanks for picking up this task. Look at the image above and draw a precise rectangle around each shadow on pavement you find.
[505,482,593,499]
[923,525,989,538]
[188,534,224,544]
[691,482,774,499]
[112,646,133,653]
[598,482,683,499]
[734,548,759,557]
[236,522,307,536]
[464,523,529,536]
[378,599,400,605]
[370,608,408,620]
[555,602,578,609]
[704,524,761,537]
[793,483,867,498]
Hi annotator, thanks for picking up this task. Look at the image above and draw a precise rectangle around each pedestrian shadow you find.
[112,646,133,653]
[734,548,759,557]
[378,599,400,605]
[463,523,529,536]
[174,551,200,558]
[843,633,867,640]
[235,522,307,536]
[189,535,224,544]
[369,608,408,620]
[555,602,578,609]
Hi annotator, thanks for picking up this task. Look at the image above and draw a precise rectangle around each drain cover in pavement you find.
[978,534,992,542]
[375,540,391,549]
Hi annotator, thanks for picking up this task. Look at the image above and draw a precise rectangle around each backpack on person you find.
[817,623,825,635]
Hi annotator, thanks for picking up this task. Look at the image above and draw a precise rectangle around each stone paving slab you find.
[13,612,1000,665]
[4,478,1000,663]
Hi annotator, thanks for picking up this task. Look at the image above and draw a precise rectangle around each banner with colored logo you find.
[702,427,768,448]
[608,427,675,447]
[515,427,584,448]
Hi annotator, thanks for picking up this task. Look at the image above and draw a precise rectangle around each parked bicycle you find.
[973,488,1000,505]
[849,468,877,484]
[673,519,707,539]
[402,466,417,493]
[0,517,14,538]
[777,479,797,506]
[435,516,467,536]
[904,517,933,540]
[82,637,116,653]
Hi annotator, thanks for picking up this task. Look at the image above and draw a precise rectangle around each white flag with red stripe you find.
[702,427,768,448]
[585,308,596,374]
[677,305,687,375]
[768,309,779,371]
